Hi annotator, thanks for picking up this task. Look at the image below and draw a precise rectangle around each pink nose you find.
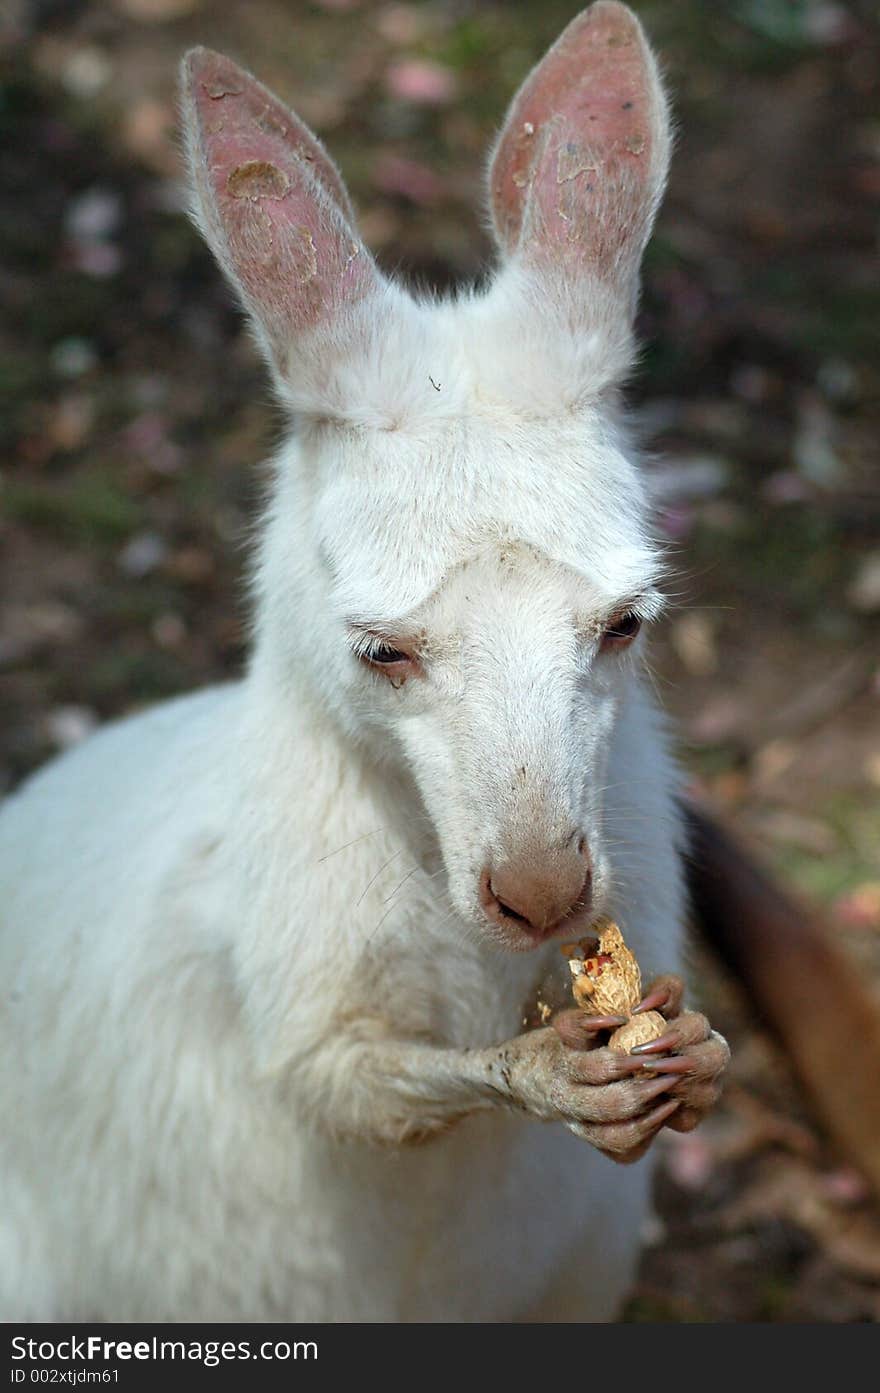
[480,837,592,936]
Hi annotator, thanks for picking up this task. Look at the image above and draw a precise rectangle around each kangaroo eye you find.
[350,632,419,686]
[601,611,642,650]
[368,644,409,665]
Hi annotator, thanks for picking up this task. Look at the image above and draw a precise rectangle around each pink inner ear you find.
[186,49,374,348]
[490,3,659,273]
[193,50,355,224]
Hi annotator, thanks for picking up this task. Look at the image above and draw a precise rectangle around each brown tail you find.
[682,798,880,1196]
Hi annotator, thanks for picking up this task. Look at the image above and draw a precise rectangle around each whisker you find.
[383,866,418,903]
[356,849,405,907]
[317,827,385,864]
[366,901,400,944]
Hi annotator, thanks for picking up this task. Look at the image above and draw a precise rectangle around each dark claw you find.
[632,986,670,1016]
[616,1054,658,1072]
[581,1013,628,1031]
[630,1031,679,1056]
[640,1097,682,1130]
[638,1074,680,1103]
[640,1054,693,1075]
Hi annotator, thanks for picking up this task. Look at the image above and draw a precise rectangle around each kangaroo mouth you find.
[482,896,597,953]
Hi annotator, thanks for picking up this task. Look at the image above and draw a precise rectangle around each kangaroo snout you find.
[479,834,592,941]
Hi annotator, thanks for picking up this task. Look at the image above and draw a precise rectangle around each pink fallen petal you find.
[656,504,694,540]
[834,882,880,930]
[385,59,456,106]
[761,470,813,504]
[663,1131,714,1191]
[688,696,744,745]
[70,242,122,278]
[374,154,444,206]
[821,1166,871,1206]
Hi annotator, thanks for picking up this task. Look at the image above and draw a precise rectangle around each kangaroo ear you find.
[488,2,670,311]
[180,49,380,374]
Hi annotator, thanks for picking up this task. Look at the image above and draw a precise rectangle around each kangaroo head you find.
[181,2,672,951]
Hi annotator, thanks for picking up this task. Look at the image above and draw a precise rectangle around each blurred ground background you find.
[1,0,879,1321]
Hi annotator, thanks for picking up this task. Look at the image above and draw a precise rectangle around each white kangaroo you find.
[0,3,729,1322]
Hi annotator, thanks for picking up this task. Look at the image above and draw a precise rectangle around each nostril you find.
[480,858,593,937]
[479,867,494,907]
[492,888,531,926]
[575,865,593,913]
[564,828,590,862]
[480,869,537,930]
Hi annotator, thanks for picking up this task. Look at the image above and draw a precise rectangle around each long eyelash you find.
[348,630,405,663]
[615,590,665,625]
[577,590,665,646]
[634,589,666,623]
[347,630,384,661]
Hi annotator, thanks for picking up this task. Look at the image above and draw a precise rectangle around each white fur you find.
[0,5,686,1321]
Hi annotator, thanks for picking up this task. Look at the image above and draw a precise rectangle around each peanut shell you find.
[606,1010,666,1053]
[566,918,665,1053]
